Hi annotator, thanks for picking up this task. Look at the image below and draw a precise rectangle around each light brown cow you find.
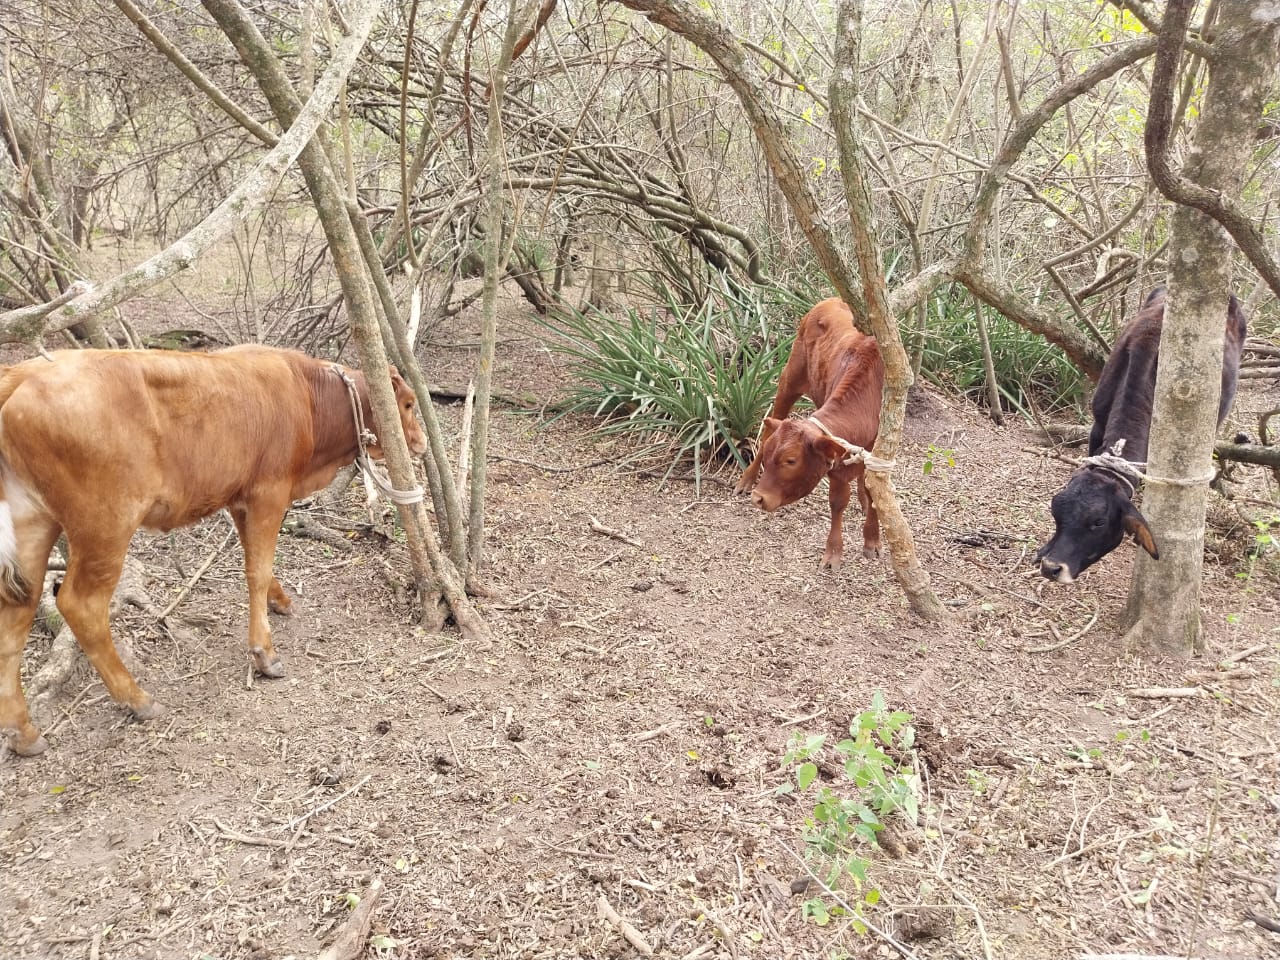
[0,346,428,756]
[735,298,884,570]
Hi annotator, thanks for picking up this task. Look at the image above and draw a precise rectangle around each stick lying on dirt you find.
[588,516,643,548]
[597,894,653,956]
[317,877,383,960]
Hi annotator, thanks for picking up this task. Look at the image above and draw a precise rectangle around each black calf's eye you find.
[1092,519,1106,529]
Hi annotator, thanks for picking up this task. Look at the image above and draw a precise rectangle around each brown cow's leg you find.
[822,475,851,571]
[735,360,808,494]
[230,499,290,678]
[56,535,162,721]
[856,468,881,559]
[0,514,62,755]
[230,507,292,617]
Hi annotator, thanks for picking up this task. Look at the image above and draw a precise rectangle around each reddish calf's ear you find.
[763,417,784,432]
[1122,503,1159,559]
[812,434,846,465]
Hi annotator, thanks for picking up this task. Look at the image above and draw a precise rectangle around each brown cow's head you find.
[1035,467,1157,583]
[749,417,845,512]
[364,365,429,458]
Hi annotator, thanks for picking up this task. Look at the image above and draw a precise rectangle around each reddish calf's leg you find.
[822,474,851,571]
[57,534,161,721]
[735,359,809,494]
[229,498,291,678]
[856,467,881,559]
[0,514,62,755]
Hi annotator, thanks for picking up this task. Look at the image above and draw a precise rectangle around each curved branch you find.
[608,0,864,318]
[30,1,382,341]
[1144,0,1280,300]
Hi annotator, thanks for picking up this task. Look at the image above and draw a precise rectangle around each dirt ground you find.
[2,281,1279,960]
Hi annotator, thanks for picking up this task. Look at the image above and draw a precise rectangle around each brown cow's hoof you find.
[5,730,49,757]
[268,596,293,616]
[129,699,166,722]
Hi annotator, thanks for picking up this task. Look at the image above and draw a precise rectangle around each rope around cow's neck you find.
[1077,438,1216,496]
[330,364,426,506]
[806,415,896,473]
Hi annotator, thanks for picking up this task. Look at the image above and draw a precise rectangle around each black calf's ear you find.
[1121,502,1159,559]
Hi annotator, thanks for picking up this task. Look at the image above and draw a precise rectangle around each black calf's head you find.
[1036,469,1158,583]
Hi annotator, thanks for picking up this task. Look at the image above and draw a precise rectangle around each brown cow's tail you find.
[0,474,29,605]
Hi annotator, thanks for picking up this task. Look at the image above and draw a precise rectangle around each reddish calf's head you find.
[749,417,846,513]
[1036,468,1158,583]
[365,365,429,458]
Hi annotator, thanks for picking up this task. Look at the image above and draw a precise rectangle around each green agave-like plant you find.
[537,284,808,490]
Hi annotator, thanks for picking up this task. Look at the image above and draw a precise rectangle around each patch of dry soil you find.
[3,290,1279,960]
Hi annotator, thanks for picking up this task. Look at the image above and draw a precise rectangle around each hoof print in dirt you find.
[702,765,735,789]
[374,719,392,735]
[311,765,344,787]
[506,722,526,742]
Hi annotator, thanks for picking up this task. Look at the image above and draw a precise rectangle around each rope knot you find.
[331,363,426,506]
[807,416,895,473]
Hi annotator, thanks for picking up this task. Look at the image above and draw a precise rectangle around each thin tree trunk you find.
[199,0,489,641]
[831,0,945,622]
[468,0,529,576]
[1122,0,1280,654]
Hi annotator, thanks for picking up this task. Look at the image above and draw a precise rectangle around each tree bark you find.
[469,0,529,575]
[831,1,945,622]
[1122,0,1280,655]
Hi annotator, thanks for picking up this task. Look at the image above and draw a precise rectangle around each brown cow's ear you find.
[1122,503,1159,559]
[764,417,784,431]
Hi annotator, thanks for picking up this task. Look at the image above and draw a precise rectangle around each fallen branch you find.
[597,895,654,956]
[279,773,373,834]
[157,526,235,620]
[588,515,643,548]
[1128,687,1207,699]
[1245,909,1280,935]
[317,877,384,960]
[1027,603,1100,653]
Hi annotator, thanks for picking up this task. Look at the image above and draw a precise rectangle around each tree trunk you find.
[468,0,529,576]
[199,0,489,642]
[831,0,946,622]
[1122,0,1280,655]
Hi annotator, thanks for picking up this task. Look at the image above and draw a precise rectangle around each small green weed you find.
[780,692,920,931]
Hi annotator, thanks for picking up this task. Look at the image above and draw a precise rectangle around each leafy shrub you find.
[536,284,810,488]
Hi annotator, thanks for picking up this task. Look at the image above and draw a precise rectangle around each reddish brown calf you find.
[0,346,428,756]
[735,298,884,570]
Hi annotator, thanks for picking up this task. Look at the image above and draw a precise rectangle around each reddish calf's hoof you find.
[129,698,166,722]
[5,728,49,757]
[268,596,293,616]
[820,553,843,573]
[253,654,286,679]
[863,544,882,560]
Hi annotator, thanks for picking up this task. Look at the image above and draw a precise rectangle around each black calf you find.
[1036,288,1247,583]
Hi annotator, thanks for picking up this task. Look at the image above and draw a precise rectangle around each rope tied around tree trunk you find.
[330,363,425,506]
[807,415,896,473]
[1078,438,1216,496]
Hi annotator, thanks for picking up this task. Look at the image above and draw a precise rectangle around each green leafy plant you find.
[780,692,920,931]
[922,443,956,475]
[536,283,809,489]
[917,287,1088,417]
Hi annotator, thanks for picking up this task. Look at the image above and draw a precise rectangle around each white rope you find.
[1078,438,1216,495]
[807,415,896,473]
[330,364,426,506]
